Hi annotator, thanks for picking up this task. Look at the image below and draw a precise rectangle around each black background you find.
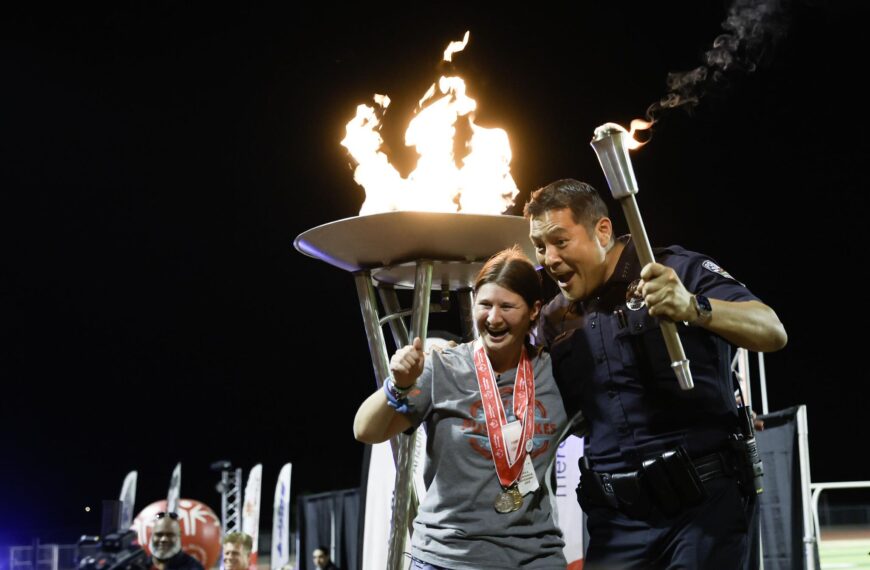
[2,1,867,545]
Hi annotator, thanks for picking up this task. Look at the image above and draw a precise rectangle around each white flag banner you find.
[242,464,263,567]
[119,470,138,530]
[270,463,292,570]
[553,435,585,569]
[167,463,181,514]
[362,442,395,570]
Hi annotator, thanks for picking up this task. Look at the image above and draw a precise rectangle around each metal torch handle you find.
[619,195,694,390]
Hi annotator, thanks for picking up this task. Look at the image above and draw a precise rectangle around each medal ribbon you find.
[473,339,535,488]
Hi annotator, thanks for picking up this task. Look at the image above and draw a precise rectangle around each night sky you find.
[3,1,868,548]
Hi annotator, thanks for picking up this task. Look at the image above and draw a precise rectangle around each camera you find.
[77,530,150,570]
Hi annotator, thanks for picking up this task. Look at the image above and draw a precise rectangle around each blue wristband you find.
[383,378,414,414]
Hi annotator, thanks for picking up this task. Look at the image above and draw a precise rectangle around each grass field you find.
[819,528,870,569]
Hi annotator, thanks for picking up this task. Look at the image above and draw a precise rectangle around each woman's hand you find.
[391,337,425,388]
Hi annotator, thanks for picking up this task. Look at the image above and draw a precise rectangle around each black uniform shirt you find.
[148,551,205,570]
[538,235,760,472]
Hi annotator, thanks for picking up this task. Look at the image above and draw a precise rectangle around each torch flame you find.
[627,118,654,150]
[594,120,655,151]
[341,31,519,216]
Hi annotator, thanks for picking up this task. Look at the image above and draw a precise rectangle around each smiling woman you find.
[353,247,570,570]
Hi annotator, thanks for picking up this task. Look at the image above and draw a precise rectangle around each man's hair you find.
[223,532,253,554]
[474,246,542,316]
[524,178,609,236]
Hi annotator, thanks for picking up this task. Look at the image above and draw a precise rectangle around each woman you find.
[354,247,568,570]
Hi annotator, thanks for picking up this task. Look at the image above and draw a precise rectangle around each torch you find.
[590,123,693,390]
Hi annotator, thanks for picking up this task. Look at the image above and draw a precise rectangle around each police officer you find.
[525,179,787,569]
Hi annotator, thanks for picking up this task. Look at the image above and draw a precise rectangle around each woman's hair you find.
[473,245,542,313]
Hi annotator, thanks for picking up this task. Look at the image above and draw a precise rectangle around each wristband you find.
[383,377,414,414]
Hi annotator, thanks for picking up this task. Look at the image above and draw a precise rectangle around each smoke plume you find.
[647,0,792,121]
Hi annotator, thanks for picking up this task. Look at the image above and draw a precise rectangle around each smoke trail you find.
[647,0,792,121]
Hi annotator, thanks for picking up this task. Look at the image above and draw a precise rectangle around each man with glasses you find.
[148,512,205,570]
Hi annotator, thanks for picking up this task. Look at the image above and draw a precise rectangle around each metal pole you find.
[384,261,433,569]
[353,271,400,465]
[220,468,243,534]
[457,289,476,341]
[797,406,817,570]
[738,348,752,409]
[811,480,870,550]
[757,352,769,415]
[355,267,433,570]
[353,271,392,387]
[221,471,230,532]
[379,287,411,349]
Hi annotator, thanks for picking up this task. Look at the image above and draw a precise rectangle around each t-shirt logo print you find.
[463,386,558,459]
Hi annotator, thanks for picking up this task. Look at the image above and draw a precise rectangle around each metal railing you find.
[9,545,77,570]
[811,481,870,540]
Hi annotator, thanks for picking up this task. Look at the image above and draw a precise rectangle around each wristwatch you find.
[691,294,712,325]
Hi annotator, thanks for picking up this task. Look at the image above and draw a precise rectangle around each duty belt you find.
[578,447,732,518]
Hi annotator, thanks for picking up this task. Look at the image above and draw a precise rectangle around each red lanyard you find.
[473,340,535,487]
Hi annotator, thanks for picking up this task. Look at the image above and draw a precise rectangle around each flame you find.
[341,31,519,216]
[443,31,470,62]
[625,118,654,150]
[593,119,655,151]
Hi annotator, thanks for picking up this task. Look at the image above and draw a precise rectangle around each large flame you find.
[341,32,519,216]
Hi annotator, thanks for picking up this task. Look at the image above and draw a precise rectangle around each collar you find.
[608,234,639,285]
[579,235,637,313]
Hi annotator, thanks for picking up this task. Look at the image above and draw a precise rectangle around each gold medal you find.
[509,485,524,509]
[494,485,523,514]
[494,490,516,513]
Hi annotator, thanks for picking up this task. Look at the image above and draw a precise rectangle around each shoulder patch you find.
[702,259,735,280]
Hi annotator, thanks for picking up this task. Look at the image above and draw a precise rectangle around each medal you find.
[509,484,524,509]
[473,340,535,514]
[494,489,518,513]
[494,485,523,513]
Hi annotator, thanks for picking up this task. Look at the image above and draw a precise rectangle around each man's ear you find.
[594,217,613,247]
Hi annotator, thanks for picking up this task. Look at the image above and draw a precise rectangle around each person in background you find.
[222,532,253,570]
[148,512,204,570]
[312,546,339,570]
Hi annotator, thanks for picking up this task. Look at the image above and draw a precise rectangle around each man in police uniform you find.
[525,179,787,569]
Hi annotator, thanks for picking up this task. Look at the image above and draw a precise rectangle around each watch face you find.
[696,294,712,315]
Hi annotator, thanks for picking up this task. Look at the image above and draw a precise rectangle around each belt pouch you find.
[660,447,706,507]
[642,457,682,516]
[577,457,617,509]
[610,471,651,518]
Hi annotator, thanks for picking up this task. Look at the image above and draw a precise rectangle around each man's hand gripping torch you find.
[590,123,694,390]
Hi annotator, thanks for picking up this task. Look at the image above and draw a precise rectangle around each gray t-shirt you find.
[403,342,568,570]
